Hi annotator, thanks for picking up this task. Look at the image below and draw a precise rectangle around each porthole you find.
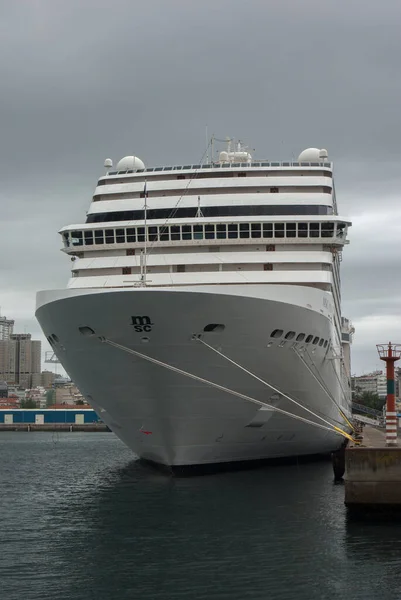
[323,340,328,348]
[312,337,319,345]
[296,333,305,342]
[305,335,313,343]
[319,339,324,347]
[285,331,296,340]
[271,329,283,338]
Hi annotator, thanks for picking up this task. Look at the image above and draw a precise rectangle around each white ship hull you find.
[36,284,350,467]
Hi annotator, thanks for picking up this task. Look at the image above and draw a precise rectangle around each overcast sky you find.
[1,0,400,376]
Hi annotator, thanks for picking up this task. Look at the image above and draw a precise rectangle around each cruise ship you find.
[36,141,354,467]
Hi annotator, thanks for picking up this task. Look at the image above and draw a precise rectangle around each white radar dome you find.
[297,148,328,162]
[115,156,145,171]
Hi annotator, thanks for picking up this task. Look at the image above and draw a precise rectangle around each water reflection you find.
[2,433,401,600]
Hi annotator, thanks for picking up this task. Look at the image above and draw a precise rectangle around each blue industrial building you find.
[0,409,101,425]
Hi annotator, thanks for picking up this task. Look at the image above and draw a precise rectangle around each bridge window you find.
[298,223,308,237]
[116,229,125,243]
[321,222,334,237]
[84,231,94,246]
[137,227,145,242]
[71,231,83,246]
[310,223,320,238]
[194,225,203,240]
[251,224,261,238]
[171,226,181,241]
[95,230,104,244]
[263,224,273,238]
[216,224,227,239]
[105,229,114,244]
[274,223,285,238]
[286,223,296,238]
[205,225,215,239]
[127,228,136,243]
[149,226,158,242]
[240,224,250,238]
[228,224,238,239]
[182,225,192,240]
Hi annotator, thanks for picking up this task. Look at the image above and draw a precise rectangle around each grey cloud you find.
[1,0,401,374]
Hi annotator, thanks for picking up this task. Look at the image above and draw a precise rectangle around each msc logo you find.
[131,316,154,333]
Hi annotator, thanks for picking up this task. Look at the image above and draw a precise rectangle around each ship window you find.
[205,225,215,239]
[216,224,227,239]
[204,324,225,332]
[263,224,273,238]
[149,226,158,242]
[266,244,275,251]
[310,223,320,238]
[137,227,145,242]
[171,226,181,240]
[274,223,285,238]
[263,263,273,271]
[286,223,296,238]
[296,333,305,342]
[194,225,203,239]
[71,231,83,246]
[95,230,104,244]
[239,224,250,238]
[323,340,328,348]
[177,174,186,180]
[84,231,94,246]
[105,229,114,244]
[319,339,324,346]
[155,167,163,171]
[126,228,136,243]
[238,172,247,177]
[182,225,192,240]
[285,331,296,340]
[228,224,238,239]
[321,222,334,237]
[116,229,125,243]
[176,264,186,272]
[271,329,283,338]
[298,223,308,237]
[159,227,169,241]
[305,335,313,343]
[126,248,135,256]
[62,232,70,247]
[251,224,261,238]
[312,336,319,345]
[270,187,279,193]
[122,267,131,275]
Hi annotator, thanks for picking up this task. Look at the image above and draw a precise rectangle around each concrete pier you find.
[345,425,401,512]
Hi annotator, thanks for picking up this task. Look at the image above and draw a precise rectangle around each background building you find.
[0,381,8,398]
[0,316,14,341]
[352,371,387,399]
[0,333,41,389]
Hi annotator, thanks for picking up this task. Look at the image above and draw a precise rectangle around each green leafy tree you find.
[354,390,385,411]
[20,398,37,409]
[75,399,85,406]
[46,389,55,407]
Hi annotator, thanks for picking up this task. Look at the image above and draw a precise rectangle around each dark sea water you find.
[1,432,401,600]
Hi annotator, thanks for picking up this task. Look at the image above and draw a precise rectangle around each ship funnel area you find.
[218,139,252,164]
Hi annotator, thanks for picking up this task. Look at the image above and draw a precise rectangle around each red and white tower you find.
[377,343,401,446]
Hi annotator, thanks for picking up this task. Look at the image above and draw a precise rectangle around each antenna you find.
[140,181,148,286]
[196,196,204,218]
[205,125,209,164]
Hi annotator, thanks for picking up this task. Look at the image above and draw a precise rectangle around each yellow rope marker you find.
[333,426,357,443]
[339,410,355,432]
